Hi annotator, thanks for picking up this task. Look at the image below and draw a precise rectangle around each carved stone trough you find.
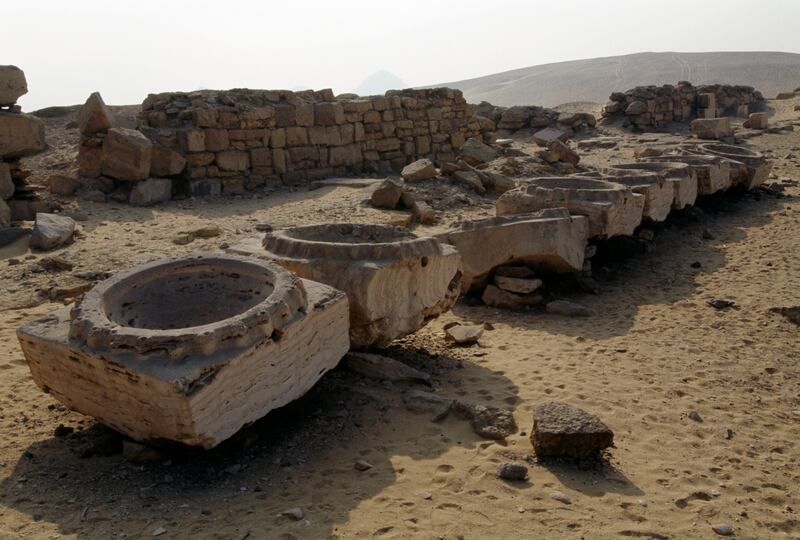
[607,162,698,210]
[640,154,732,196]
[434,208,588,293]
[230,224,462,348]
[17,254,350,448]
[495,176,644,239]
[596,168,674,222]
[683,143,770,190]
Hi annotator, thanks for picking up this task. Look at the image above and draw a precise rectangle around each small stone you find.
[354,460,373,471]
[254,222,272,232]
[711,523,734,536]
[688,410,703,422]
[638,229,655,241]
[550,491,572,504]
[346,352,430,383]
[416,491,433,500]
[151,527,167,536]
[721,428,734,440]
[498,462,528,481]
[690,261,702,268]
[711,489,721,497]
[192,225,221,238]
[401,158,436,182]
[702,229,714,240]
[445,324,483,344]
[482,284,542,311]
[370,177,404,209]
[281,507,304,521]
[532,402,614,459]
[460,137,497,165]
[30,213,76,250]
[173,234,193,245]
[53,424,73,437]
[546,300,592,317]
[708,299,735,310]
[494,275,542,294]
[638,499,648,507]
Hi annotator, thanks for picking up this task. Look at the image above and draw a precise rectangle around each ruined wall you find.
[137,88,483,196]
[602,82,765,128]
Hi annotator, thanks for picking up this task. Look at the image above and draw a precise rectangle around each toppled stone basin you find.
[598,168,673,222]
[434,208,588,293]
[236,224,462,348]
[495,176,644,239]
[17,254,350,448]
[684,143,770,189]
[641,154,732,196]
[609,162,698,210]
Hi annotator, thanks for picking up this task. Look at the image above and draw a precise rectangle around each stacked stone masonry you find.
[602,82,765,128]
[134,88,484,196]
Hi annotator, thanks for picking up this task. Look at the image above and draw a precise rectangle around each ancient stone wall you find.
[133,88,483,196]
[602,82,765,128]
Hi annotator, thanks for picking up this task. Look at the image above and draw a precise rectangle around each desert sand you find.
[0,97,799,540]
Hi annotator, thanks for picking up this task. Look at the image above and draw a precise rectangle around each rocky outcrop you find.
[231,224,462,348]
[18,254,350,448]
[496,177,644,239]
[434,208,588,292]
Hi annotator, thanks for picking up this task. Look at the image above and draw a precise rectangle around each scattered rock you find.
[482,284,542,311]
[452,170,486,194]
[354,460,373,471]
[370,177,404,209]
[129,178,172,206]
[345,352,430,384]
[416,491,433,500]
[48,175,80,196]
[254,222,272,232]
[0,65,28,106]
[38,256,74,272]
[101,127,152,181]
[549,491,572,504]
[401,158,436,182]
[281,507,304,521]
[532,401,614,459]
[546,300,592,317]
[444,324,483,344]
[769,305,800,326]
[173,234,193,245]
[690,261,702,269]
[192,225,221,238]
[460,137,497,165]
[77,92,113,135]
[711,523,734,536]
[494,275,542,294]
[498,462,528,481]
[456,402,518,440]
[708,299,735,310]
[30,213,76,250]
[53,424,73,437]
[691,117,732,140]
[688,410,703,422]
[123,440,164,463]
[151,527,167,537]
[533,127,568,147]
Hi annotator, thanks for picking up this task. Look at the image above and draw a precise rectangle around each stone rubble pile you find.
[0,66,46,227]
[476,101,596,138]
[602,82,765,128]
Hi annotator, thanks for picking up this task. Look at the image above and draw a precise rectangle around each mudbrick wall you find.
[602,82,765,128]
[134,88,486,196]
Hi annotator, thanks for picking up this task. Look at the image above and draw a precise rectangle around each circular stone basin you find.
[695,143,763,160]
[70,254,307,357]
[606,162,692,179]
[263,223,444,261]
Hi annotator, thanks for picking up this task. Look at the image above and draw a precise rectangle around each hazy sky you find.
[5,0,800,111]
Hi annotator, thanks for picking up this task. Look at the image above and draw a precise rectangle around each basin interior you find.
[104,263,275,330]
[614,162,687,173]
[526,177,619,190]
[283,223,417,244]
[700,143,759,157]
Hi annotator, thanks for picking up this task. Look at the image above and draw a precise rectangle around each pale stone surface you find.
[435,208,588,292]
[233,224,462,348]
[691,117,732,140]
[17,254,349,448]
[532,401,614,459]
[445,324,483,344]
[30,213,76,250]
[101,128,152,181]
[496,177,644,239]
[642,154,732,195]
[0,66,27,106]
[598,169,674,222]
[77,92,113,135]
[685,143,771,190]
[622,161,698,209]
[129,178,172,206]
[0,112,46,158]
[401,158,436,182]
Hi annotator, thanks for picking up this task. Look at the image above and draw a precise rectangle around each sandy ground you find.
[1,98,799,539]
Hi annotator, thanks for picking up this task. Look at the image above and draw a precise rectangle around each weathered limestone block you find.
[496,177,644,239]
[598,169,673,222]
[129,178,172,206]
[616,162,698,209]
[77,92,113,135]
[691,117,732,140]
[642,154,732,195]
[743,112,768,129]
[30,213,76,250]
[101,128,152,181]
[532,127,568,147]
[17,254,349,448]
[460,137,497,165]
[0,65,27,106]
[150,145,186,177]
[685,143,771,190]
[401,158,436,182]
[233,224,462,348]
[0,112,46,158]
[434,208,588,292]
[532,402,614,459]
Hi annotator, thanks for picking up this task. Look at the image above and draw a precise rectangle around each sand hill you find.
[433,51,800,107]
